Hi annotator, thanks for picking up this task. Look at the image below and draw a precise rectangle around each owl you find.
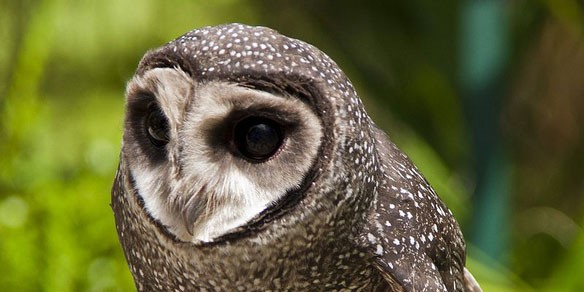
[111,23,481,291]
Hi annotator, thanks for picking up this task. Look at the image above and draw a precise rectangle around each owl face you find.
[119,23,378,248]
[122,67,323,242]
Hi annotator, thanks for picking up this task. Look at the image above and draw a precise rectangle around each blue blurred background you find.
[1,0,583,291]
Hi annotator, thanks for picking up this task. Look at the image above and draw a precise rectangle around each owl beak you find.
[180,189,208,236]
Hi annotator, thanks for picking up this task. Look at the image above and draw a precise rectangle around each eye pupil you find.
[235,117,283,161]
[246,123,279,155]
[146,106,170,147]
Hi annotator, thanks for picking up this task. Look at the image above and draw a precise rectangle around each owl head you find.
[120,23,378,243]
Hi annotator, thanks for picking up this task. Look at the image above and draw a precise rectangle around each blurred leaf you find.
[545,217,584,291]
[466,246,534,292]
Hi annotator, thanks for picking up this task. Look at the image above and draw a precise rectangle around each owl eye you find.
[233,117,284,161]
[146,105,170,147]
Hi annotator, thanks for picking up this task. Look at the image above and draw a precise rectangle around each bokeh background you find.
[1,0,583,291]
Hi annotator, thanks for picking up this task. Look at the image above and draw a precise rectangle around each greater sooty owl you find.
[112,23,481,291]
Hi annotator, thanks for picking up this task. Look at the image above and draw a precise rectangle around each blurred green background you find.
[1,0,583,291]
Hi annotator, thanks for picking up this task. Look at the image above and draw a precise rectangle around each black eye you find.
[233,117,284,161]
[146,105,170,147]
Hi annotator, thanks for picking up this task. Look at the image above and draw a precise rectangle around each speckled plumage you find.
[112,23,481,291]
